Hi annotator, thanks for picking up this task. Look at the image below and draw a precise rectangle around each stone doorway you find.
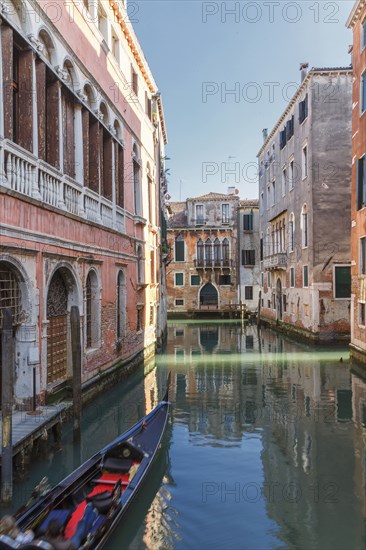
[276,278,283,321]
[200,283,219,309]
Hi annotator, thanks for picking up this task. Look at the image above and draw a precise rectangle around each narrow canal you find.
[2,321,366,549]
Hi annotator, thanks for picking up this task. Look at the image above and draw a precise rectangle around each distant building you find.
[167,191,239,314]
[237,199,260,312]
[257,67,352,341]
[347,2,366,364]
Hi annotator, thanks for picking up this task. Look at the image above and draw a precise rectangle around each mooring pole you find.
[1,308,14,502]
[71,306,81,443]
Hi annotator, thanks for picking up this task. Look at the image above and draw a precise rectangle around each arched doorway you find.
[0,264,22,399]
[200,283,218,309]
[276,278,283,321]
[47,271,68,385]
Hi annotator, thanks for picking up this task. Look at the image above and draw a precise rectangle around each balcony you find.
[194,258,233,269]
[1,140,125,233]
[263,253,287,270]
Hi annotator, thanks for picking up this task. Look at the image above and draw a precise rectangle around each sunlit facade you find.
[0,0,168,406]
[347,1,366,364]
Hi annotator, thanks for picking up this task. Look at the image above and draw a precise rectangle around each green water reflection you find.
[2,322,366,550]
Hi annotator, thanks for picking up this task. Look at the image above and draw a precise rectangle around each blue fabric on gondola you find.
[89,514,105,535]
[39,509,72,534]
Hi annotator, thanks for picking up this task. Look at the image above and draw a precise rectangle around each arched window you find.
[83,83,97,109]
[289,213,295,253]
[137,245,144,284]
[197,239,204,266]
[114,120,124,208]
[86,270,99,349]
[99,102,109,125]
[301,205,308,248]
[205,239,213,265]
[147,163,154,225]
[133,144,141,215]
[38,30,55,64]
[214,238,221,265]
[62,61,76,178]
[116,270,126,339]
[222,238,229,265]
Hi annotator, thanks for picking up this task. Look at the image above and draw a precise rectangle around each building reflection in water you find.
[165,322,366,549]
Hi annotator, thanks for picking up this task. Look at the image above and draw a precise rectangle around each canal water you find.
[2,321,366,549]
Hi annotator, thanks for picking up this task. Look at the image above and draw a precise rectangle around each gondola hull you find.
[0,387,170,550]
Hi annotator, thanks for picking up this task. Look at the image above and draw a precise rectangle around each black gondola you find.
[0,378,171,550]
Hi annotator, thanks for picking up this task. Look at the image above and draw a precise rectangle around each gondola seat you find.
[103,457,132,473]
[39,509,72,535]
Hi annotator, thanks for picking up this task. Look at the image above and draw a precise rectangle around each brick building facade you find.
[0,0,168,406]
[258,67,352,341]
[167,192,239,314]
[347,1,366,363]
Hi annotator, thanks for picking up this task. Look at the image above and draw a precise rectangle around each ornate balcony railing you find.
[194,258,233,269]
[1,140,125,234]
[263,252,287,270]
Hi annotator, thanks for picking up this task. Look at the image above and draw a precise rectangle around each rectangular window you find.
[299,94,308,124]
[289,160,294,190]
[149,304,154,325]
[267,272,271,287]
[363,73,366,112]
[222,204,230,223]
[175,299,184,307]
[358,303,366,327]
[242,249,255,266]
[137,307,143,331]
[175,238,185,262]
[219,275,231,285]
[267,300,271,308]
[190,275,200,286]
[286,116,294,140]
[357,157,366,210]
[290,267,295,288]
[260,238,264,261]
[280,127,287,150]
[283,294,287,313]
[334,266,351,298]
[272,180,275,205]
[175,273,184,286]
[359,303,366,326]
[303,265,309,288]
[132,66,138,96]
[302,146,308,179]
[261,272,264,287]
[243,211,254,231]
[196,204,204,224]
[267,186,270,208]
[361,237,366,274]
[245,286,253,300]
[282,168,287,196]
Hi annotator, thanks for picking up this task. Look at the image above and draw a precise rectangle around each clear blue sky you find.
[132,0,354,201]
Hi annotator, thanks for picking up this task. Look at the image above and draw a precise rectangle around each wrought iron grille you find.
[0,268,22,328]
[47,272,67,317]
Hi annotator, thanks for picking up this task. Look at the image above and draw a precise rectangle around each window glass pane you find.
[335,266,351,298]
[175,240,185,261]
[175,273,184,286]
[191,275,200,286]
[303,266,308,287]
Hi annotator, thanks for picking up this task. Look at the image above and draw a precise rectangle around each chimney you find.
[300,62,309,83]
[262,128,268,142]
[227,187,236,195]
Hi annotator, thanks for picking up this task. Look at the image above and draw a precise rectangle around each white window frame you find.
[190,274,201,287]
[303,265,309,288]
[333,264,351,300]
[195,204,204,224]
[290,267,295,288]
[359,301,366,327]
[282,166,287,197]
[175,298,185,307]
[222,203,230,224]
[289,157,295,191]
[302,143,308,180]
[174,272,185,287]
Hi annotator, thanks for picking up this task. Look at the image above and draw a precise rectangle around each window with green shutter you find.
[175,273,184,286]
[334,266,351,298]
[303,265,308,288]
[190,275,200,286]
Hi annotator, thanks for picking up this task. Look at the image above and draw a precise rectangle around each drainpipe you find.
[237,205,241,305]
